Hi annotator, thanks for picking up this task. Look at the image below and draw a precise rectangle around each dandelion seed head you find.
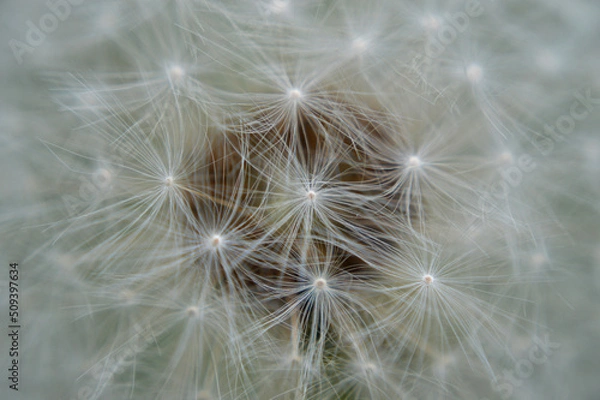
[288,88,303,101]
[186,306,200,318]
[313,277,328,290]
[9,0,594,397]
[423,274,434,285]
[164,176,175,187]
[168,65,186,83]
[351,37,369,54]
[466,63,483,84]
[209,234,223,248]
[497,151,514,165]
[407,155,423,169]
[93,168,112,189]
[361,361,378,375]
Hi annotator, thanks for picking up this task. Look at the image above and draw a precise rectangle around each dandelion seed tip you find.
[288,88,303,101]
[407,156,422,168]
[210,234,222,248]
[423,274,434,285]
[164,176,175,186]
[94,168,112,188]
[314,277,328,290]
[498,151,514,165]
[360,361,379,375]
[186,306,200,317]
[351,37,369,53]
[168,65,185,82]
[306,189,317,201]
[466,63,483,84]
